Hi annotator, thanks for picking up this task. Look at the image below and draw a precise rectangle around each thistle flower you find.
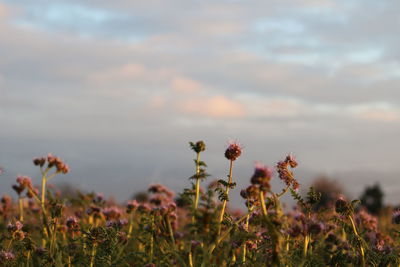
[392,210,400,224]
[0,250,15,262]
[250,162,273,191]
[308,222,324,235]
[93,193,105,204]
[102,207,122,220]
[106,219,128,228]
[224,140,242,161]
[12,175,33,196]
[66,216,79,231]
[276,154,299,190]
[356,209,378,232]
[36,154,70,174]
[126,199,139,213]
[1,194,11,205]
[148,184,175,199]
[33,157,46,167]
[335,196,352,215]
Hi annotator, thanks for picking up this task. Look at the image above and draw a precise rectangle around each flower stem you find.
[166,217,176,251]
[303,234,309,258]
[348,215,365,267]
[149,214,155,263]
[193,152,201,226]
[217,160,234,236]
[241,206,252,264]
[194,152,201,211]
[259,191,268,216]
[89,243,97,267]
[19,197,24,222]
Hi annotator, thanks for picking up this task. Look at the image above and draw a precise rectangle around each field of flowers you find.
[0,141,399,266]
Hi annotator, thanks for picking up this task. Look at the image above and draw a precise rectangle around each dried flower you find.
[189,141,206,153]
[335,196,352,215]
[276,154,299,190]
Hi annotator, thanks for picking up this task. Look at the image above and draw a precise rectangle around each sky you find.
[1,0,400,205]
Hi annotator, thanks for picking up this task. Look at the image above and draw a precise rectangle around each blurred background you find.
[0,0,399,207]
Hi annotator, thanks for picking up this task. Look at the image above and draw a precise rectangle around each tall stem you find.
[40,170,50,247]
[303,235,309,257]
[41,174,47,211]
[241,206,252,264]
[149,214,155,264]
[348,215,365,267]
[19,198,24,222]
[166,217,176,251]
[217,160,233,236]
[259,191,268,216]
[194,152,201,212]
[127,212,135,239]
[90,243,97,267]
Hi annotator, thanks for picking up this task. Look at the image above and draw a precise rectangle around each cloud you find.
[0,4,8,19]
[179,95,245,118]
[87,64,148,85]
[351,104,400,122]
[171,76,202,93]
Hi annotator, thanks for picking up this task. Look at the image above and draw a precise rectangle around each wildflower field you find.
[0,141,399,267]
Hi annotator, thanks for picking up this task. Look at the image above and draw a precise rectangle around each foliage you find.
[0,144,399,267]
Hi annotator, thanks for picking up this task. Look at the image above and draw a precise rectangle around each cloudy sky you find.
[1,0,399,205]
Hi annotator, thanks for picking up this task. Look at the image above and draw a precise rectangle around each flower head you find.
[392,210,400,224]
[189,141,206,153]
[276,154,299,190]
[224,140,242,161]
[250,162,273,191]
[0,250,15,262]
[34,154,69,174]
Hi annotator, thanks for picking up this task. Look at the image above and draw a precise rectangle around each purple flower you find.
[250,162,273,190]
[224,140,242,161]
[392,210,400,224]
[0,250,15,261]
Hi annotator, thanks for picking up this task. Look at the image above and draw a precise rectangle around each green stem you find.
[166,217,176,251]
[303,235,309,258]
[276,185,290,198]
[209,211,251,255]
[193,152,201,213]
[19,197,24,222]
[259,191,268,216]
[241,206,252,264]
[50,219,57,255]
[189,251,194,267]
[26,250,31,267]
[127,211,135,239]
[217,160,234,236]
[348,215,365,267]
[149,214,155,263]
[90,243,97,267]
